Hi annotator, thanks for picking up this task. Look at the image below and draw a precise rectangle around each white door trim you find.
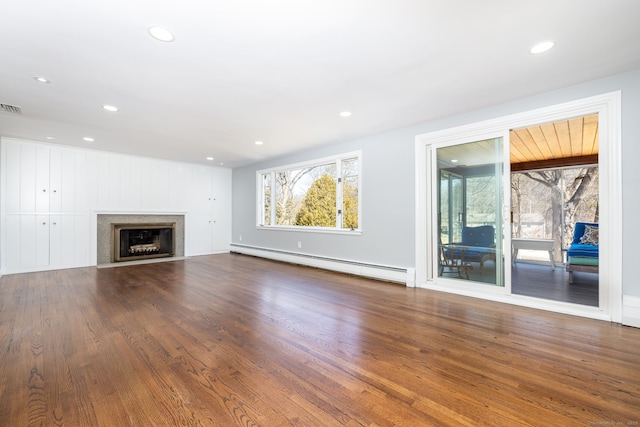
[415,91,622,323]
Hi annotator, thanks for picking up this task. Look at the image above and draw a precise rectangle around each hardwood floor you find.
[1,254,638,426]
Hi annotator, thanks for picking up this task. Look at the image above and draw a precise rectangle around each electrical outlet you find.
[297,241,302,249]
[239,235,242,241]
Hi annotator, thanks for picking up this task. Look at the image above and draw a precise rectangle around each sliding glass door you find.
[436,137,505,287]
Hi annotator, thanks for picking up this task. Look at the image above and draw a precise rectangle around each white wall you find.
[1,138,232,274]
[231,69,640,299]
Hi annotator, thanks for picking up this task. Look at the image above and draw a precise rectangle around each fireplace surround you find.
[97,214,185,265]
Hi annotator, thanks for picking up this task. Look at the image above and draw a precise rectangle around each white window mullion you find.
[270,171,276,226]
[336,159,343,228]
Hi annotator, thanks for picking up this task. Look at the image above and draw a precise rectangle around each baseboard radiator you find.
[229,243,414,286]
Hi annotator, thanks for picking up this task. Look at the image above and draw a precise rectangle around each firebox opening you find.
[112,223,175,262]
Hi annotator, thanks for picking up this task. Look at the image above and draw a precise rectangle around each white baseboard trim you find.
[622,295,640,328]
[230,243,410,285]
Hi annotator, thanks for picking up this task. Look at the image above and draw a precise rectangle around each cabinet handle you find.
[42,222,46,225]
[53,189,57,193]
[42,189,47,192]
[52,222,57,225]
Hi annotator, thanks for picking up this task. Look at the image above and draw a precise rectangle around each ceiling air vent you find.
[0,103,23,114]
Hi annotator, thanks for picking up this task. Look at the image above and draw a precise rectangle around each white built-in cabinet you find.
[1,138,232,274]
[2,140,93,272]
[186,167,232,256]
[4,214,91,271]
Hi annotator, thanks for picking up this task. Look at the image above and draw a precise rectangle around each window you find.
[258,152,361,232]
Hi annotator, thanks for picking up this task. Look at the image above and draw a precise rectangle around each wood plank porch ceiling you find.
[510,114,599,165]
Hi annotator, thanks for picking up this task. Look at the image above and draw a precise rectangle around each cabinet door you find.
[5,214,22,270]
[4,142,49,213]
[49,215,62,266]
[10,214,51,270]
[5,142,23,213]
[188,166,214,212]
[35,147,50,212]
[49,148,79,212]
[186,213,213,256]
[5,141,90,214]
[211,168,232,252]
[210,219,230,253]
[50,214,91,268]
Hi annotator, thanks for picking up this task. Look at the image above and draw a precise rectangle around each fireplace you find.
[112,223,175,262]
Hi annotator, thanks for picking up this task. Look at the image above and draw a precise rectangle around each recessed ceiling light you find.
[254,140,264,145]
[83,137,94,142]
[530,41,555,54]
[33,76,50,84]
[219,162,224,166]
[46,136,55,140]
[102,104,119,112]
[206,157,214,161]
[148,26,175,42]
[339,111,352,117]
[451,159,458,163]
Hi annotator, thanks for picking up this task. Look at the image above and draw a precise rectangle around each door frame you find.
[414,91,622,322]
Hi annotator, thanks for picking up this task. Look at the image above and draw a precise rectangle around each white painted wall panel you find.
[148,159,170,211]
[97,153,123,211]
[75,151,97,213]
[96,153,110,211]
[169,163,189,212]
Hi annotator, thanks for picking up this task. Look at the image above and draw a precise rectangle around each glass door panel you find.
[436,138,504,287]
[439,171,462,244]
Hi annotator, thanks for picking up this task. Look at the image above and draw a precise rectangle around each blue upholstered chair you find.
[566,222,599,284]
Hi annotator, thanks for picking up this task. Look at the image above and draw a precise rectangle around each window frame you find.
[256,151,362,235]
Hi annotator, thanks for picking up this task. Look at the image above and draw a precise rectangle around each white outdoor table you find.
[511,238,555,269]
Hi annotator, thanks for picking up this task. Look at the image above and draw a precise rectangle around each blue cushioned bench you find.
[444,225,496,268]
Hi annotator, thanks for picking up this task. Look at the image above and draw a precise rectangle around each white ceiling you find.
[1,0,639,168]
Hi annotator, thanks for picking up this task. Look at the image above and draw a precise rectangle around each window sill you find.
[256,225,362,236]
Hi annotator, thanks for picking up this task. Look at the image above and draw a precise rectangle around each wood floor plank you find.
[1,253,639,426]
